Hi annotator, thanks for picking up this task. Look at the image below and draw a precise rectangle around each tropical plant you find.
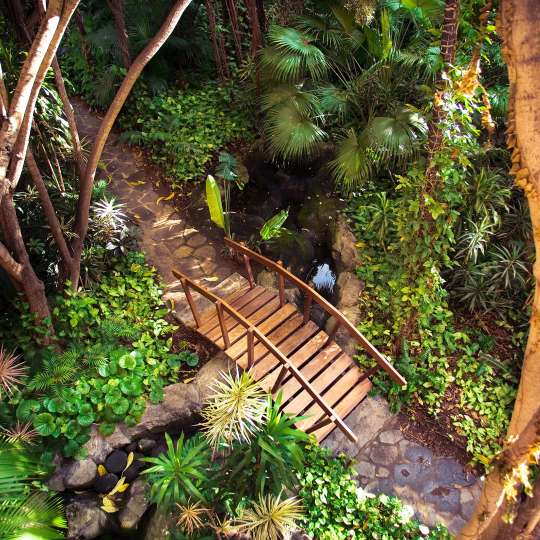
[142,433,212,507]
[0,442,66,538]
[200,371,267,448]
[236,493,303,540]
[260,209,290,241]
[223,394,308,499]
[176,500,211,536]
[0,348,27,398]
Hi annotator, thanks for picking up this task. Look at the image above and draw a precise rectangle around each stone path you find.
[73,99,247,322]
[74,100,481,537]
[323,397,482,535]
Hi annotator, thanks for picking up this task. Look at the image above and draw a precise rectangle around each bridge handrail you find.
[172,268,358,443]
[224,237,406,387]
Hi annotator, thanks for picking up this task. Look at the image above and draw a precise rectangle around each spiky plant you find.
[236,493,303,540]
[0,422,38,445]
[0,348,27,398]
[200,371,267,448]
[176,500,210,536]
[141,433,211,507]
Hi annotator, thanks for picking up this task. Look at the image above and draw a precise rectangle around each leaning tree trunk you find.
[224,0,243,64]
[459,1,540,537]
[69,0,194,288]
[105,0,131,69]
[244,0,262,58]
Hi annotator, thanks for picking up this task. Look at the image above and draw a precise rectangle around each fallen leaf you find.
[97,464,107,476]
[127,181,145,186]
[157,192,175,204]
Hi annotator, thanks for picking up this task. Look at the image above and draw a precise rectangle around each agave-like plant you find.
[0,347,27,399]
[200,371,267,448]
[176,500,210,536]
[0,421,38,445]
[141,433,211,507]
[236,493,303,540]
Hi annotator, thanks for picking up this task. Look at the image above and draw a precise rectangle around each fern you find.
[27,354,77,392]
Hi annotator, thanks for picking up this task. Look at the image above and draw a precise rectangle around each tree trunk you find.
[69,0,194,287]
[224,0,243,63]
[105,0,131,69]
[244,0,262,58]
[74,10,92,65]
[460,1,540,537]
[206,0,227,81]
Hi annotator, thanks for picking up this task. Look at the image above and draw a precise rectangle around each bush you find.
[297,444,451,540]
[119,81,252,186]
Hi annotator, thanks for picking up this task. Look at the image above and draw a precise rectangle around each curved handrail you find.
[224,237,406,387]
[172,268,358,443]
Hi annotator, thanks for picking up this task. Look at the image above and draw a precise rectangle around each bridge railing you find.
[172,268,358,443]
[224,237,406,387]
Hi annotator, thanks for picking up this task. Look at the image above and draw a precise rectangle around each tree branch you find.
[0,240,22,281]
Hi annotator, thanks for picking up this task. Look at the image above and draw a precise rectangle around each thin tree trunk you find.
[26,149,73,270]
[460,1,540,537]
[224,0,243,63]
[51,57,84,178]
[244,0,262,58]
[105,0,131,69]
[70,0,194,287]
[206,0,227,81]
[0,0,63,201]
[74,10,92,65]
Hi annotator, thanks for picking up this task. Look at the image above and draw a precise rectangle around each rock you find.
[330,214,360,274]
[256,269,278,290]
[94,473,119,494]
[118,478,149,530]
[291,533,311,540]
[335,271,363,309]
[63,459,97,490]
[138,438,157,453]
[377,467,390,478]
[105,450,128,474]
[125,442,138,453]
[84,425,130,464]
[370,444,399,465]
[355,461,375,478]
[66,495,112,539]
[379,429,403,445]
[144,508,175,540]
[194,351,235,403]
[48,470,65,492]
[124,453,145,482]
[403,444,433,465]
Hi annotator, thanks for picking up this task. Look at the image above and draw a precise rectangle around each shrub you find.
[119,81,252,186]
[297,444,451,540]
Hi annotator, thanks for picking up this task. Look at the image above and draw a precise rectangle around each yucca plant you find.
[141,433,212,507]
[175,500,211,536]
[200,371,267,449]
[236,493,303,540]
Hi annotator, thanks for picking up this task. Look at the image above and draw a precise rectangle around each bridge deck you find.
[197,284,372,442]
[174,238,405,444]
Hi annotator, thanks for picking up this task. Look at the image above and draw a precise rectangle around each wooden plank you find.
[283,353,353,417]
[198,284,251,326]
[234,312,303,366]
[204,290,277,342]
[211,296,281,349]
[293,367,372,433]
[271,341,342,402]
[250,321,320,380]
[226,304,298,361]
[310,379,372,441]
[197,285,266,334]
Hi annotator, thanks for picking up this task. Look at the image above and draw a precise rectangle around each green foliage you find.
[0,442,66,539]
[260,209,290,241]
[142,433,212,508]
[206,175,226,231]
[1,253,199,458]
[298,444,450,540]
[119,82,252,186]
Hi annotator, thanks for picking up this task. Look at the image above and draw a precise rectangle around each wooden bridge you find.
[173,238,406,443]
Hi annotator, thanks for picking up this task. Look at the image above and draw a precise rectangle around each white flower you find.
[356,486,375,502]
[419,524,430,536]
[399,504,414,524]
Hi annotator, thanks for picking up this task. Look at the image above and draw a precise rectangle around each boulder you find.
[137,438,157,453]
[63,459,97,490]
[66,495,113,539]
[194,351,235,402]
[94,473,118,494]
[118,478,149,530]
[105,450,128,474]
[144,508,175,540]
[330,214,360,274]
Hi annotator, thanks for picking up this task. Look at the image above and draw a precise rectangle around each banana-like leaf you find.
[205,175,225,230]
[260,209,289,240]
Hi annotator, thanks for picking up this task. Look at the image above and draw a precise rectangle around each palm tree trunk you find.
[105,0,131,69]
[460,1,540,536]
[70,0,194,288]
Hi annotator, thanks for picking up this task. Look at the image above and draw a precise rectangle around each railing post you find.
[277,260,285,307]
[271,365,289,395]
[180,278,201,327]
[303,295,312,325]
[247,327,255,370]
[243,254,255,289]
[216,301,230,349]
[324,320,340,347]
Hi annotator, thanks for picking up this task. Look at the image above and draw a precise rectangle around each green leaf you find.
[205,174,225,229]
[260,209,289,240]
[34,412,56,436]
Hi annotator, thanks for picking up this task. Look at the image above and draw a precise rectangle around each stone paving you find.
[323,396,482,535]
[74,100,480,537]
[73,99,247,321]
